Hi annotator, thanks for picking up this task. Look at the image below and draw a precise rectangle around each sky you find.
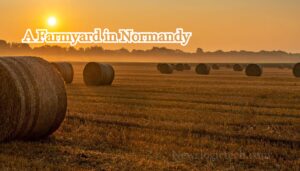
[0,0,299,52]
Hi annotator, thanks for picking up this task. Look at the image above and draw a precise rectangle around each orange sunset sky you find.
[0,0,299,53]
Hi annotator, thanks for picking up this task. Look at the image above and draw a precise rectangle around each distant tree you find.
[132,49,145,55]
[196,48,204,54]
[0,40,9,49]
[85,46,104,55]
[68,46,79,56]
[117,48,130,55]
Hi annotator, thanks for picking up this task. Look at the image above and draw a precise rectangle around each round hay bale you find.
[278,65,285,70]
[174,63,184,71]
[157,63,173,74]
[211,64,220,70]
[233,64,244,72]
[51,62,74,84]
[0,56,67,142]
[245,64,263,77]
[225,64,232,69]
[293,63,300,77]
[195,63,210,75]
[183,64,191,70]
[157,63,162,71]
[170,64,176,68]
[83,62,115,86]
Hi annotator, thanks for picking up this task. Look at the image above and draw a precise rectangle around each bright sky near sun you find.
[47,17,57,27]
[0,0,299,52]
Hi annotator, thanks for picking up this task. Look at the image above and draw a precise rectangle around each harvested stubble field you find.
[0,63,299,170]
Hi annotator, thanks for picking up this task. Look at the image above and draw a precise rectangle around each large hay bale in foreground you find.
[233,64,244,72]
[245,64,263,77]
[195,63,210,75]
[52,62,74,84]
[83,62,115,86]
[293,63,300,77]
[211,64,220,70]
[157,63,173,74]
[0,56,67,142]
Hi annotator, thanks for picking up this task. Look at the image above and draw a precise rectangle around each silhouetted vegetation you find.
[0,39,299,58]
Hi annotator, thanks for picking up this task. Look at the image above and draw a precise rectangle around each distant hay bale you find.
[170,64,176,68]
[52,62,74,84]
[157,63,173,74]
[211,64,220,70]
[232,64,244,72]
[174,63,184,71]
[183,64,191,70]
[278,65,285,70]
[245,64,263,77]
[293,63,300,77]
[83,62,115,86]
[195,63,210,75]
[0,56,67,142]
[225,64,232,69]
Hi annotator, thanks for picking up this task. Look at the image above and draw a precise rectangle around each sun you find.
[47,16,57,27]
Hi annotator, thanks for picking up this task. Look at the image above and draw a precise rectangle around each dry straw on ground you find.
[195,63,211,75]
[0,62,299,170]
[245,64,263,76]
[293,63,300,77]
[233,64,244,72]
[0,56,67,142]
[52,62,74,84]
[157,63,173,74]
[83,62,115,86]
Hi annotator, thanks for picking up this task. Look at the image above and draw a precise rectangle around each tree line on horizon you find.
[0,39,298,57]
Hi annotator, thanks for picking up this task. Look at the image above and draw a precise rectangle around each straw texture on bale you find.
[245,64,263,77]
[195,63,210,75]
[293,63,300,77]
[52,62,74,84]
[233,64,244,72]
[183,64,191,70]
[157,63,173,74]
[211,64,220,70]
[0,56,67,142]
[83,62,115,86]
[174,63,184,71]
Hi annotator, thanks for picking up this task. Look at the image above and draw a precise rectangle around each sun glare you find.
[47,17,57,27]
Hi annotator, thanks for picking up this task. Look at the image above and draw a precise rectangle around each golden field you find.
[0,63,299,170]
